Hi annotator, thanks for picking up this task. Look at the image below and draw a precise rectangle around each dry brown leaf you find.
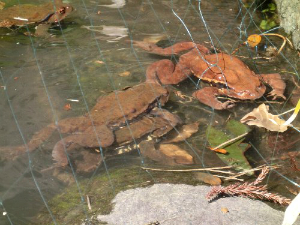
[221,207,229,214]
[163,122,199,143]
[119,71,131,77]
[159,144,194,164]
[95,60,104,64]
[0,1,5,10]
[194,172,222,185]
[240,104,288,132]
[64,103,72,111]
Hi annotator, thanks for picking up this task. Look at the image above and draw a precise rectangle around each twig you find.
[224,165,279,180]
[280,70,298,77]
[141,166,232,174]
[277,108,295,116]
[86,195,92,210]
[207,169,235,174]
[262,33,293,54]
[215,175,244,182]
[211,132,248,150]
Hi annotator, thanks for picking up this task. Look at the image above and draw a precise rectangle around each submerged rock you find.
[97,183,300,225]
[275,0,300,50]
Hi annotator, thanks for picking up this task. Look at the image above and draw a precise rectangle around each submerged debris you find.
[241,103,288,132]
[206,166,291,205]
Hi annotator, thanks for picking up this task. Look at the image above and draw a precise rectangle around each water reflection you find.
[98,0,126,9]
[81,25,128,42]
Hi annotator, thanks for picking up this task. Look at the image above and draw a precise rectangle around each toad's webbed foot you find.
[193,87,236,110]
[261,73,286,100]
[0,146,27,161]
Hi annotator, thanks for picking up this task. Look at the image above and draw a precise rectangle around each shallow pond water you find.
[0,0,299,224]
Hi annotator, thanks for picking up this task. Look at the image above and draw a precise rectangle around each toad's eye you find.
[59,7,66,14]
[257,83,263,89]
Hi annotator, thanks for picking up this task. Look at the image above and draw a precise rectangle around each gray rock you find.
[97,183,300,225]
[275,0,300,50]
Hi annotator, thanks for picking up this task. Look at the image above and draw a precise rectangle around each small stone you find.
[221,207,229,214]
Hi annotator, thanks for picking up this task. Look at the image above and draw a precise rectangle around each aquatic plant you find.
[206,166,291,205]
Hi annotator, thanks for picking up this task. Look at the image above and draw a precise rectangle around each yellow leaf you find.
[0,1,5,10]
[247,34,262,47]
[284,99,300,125]
[119,71,131,77]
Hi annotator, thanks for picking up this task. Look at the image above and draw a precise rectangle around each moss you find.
[33,166,203,225]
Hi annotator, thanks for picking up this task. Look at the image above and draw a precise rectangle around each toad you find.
[0,0,73,36]
[134,41,286,110]
[0,83,179,171]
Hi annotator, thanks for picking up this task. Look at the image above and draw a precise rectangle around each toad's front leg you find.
[192,87,236,110]
[146,59,192,85]
[260,73,286,100]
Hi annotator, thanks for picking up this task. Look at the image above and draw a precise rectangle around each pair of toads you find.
[1,41,286,172]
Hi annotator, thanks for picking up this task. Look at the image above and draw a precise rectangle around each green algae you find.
[34,166,204,225]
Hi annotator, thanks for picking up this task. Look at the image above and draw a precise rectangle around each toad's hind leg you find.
[193,87,235,110]
[52,125,114,168]
[134,41,210,56]
[0,124,56,161]
[146,59,192,85]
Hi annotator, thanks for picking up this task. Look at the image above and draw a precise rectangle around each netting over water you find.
[0,0,299,224]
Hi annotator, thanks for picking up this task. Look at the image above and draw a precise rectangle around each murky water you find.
[0,0,299,224]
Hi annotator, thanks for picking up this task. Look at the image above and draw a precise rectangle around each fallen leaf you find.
[159,144,194,164]
[163,122,199,143]
[95,60,104,64]
[206,120,253,174]
[139,140,166,163]
[265,46,278,57]
[221,207,229,214]
[119,71,131,77]
[209,147,227,154]
[194,172,222,185]
[0,1,5,10]
[64,103,72,111]
[240,104,289,132]
[285,185,300,196]
[139,141,194,165]
[247,34,262,47]
[14,77,18,80]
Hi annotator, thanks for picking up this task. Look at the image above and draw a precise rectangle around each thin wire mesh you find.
[0,0,299,224]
